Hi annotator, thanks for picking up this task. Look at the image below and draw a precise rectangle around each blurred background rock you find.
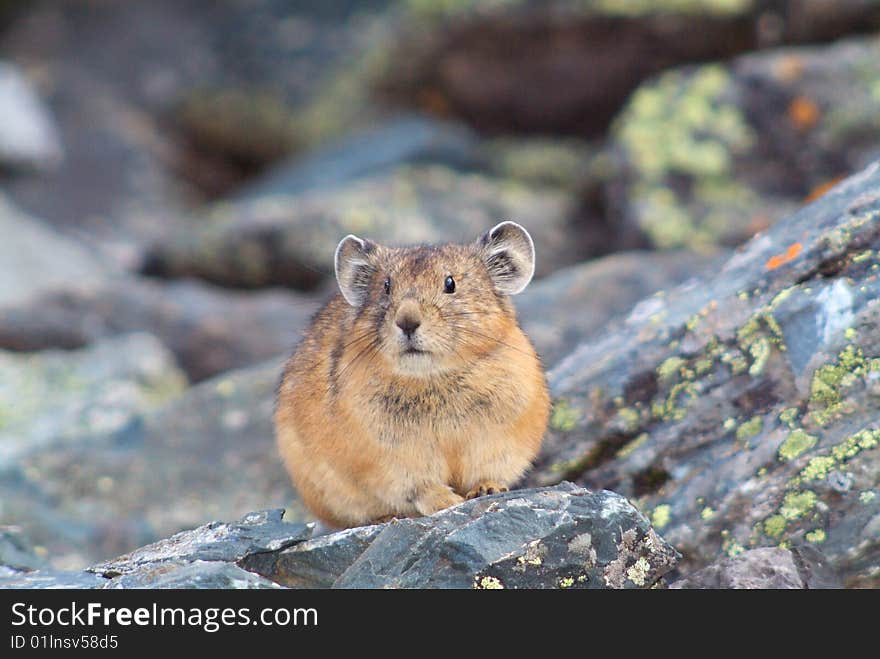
[1,0,879,583]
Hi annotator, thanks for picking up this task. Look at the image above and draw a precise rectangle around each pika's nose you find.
[396,314,421,338]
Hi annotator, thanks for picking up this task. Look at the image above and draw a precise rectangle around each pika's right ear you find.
[334,234,376,307]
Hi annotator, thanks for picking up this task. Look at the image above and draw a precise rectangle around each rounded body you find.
[275,226,550,527]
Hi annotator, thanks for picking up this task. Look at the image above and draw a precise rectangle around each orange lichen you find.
[765,242,803,271]
[788,96,820,130]
[804,176,844,204]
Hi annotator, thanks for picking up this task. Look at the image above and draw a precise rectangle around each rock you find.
[1,510,307,589]
[244,483,679,589]
[0,277,319,382]
[0,526,47,572]
[0,333,186,468]
[1,485,680,589]
[669,546,841,589]
[0,194,105,308]
[0,61,62,171]
[0,333,188,567]
[526,158,880,587]
[608,34,880,251]
[141,164,579,289]
[517,250,724,368]
[0,0,394,262]
[235,115,482,201]
[0,358,303,569]
[376,0,880,136]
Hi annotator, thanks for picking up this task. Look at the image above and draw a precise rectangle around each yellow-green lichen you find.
[626,557,652,587]
[810,345,877,426]
[805,529,826,544]
[550,399,580,432]
[558,576,575,588]
[654,381,696,421]
[859,491,876,503]
[778,407,799,428]
[700,507,716,521]
[617,432,649,458]
[763,515,787,539]
[723,536,746,558]
[657,356,686,381]
[651,504,671,529]
[615,406,641,433]
[779,490,817,521]
[474,575,504,590]
[748,337,771,375]
[615,64,756,250]
[799,455,836,482]
[778,429,818,462]
[852,249,874,264]
[736,416,763,442]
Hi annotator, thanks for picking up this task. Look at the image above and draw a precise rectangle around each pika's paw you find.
[413,485,465,516]
[465,482,509,500]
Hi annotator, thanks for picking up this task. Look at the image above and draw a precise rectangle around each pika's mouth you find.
[402,347,429,356]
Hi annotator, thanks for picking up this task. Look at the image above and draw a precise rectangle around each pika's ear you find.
[477,221,535,295]
[334,234,376,306]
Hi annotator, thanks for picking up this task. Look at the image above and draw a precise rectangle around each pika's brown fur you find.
[275,222,550,528]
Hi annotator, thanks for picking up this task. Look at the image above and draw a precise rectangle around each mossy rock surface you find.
[529,158,880,587]
[608,35,880,251]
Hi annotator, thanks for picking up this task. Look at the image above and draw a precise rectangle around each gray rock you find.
[0,358,302,569]
[0,567,107,589]
[244,483,680,589]
[0,195,105,309]
[0,525,47,572]
[670,546,842,589]
[102,561,284,589]
[0,62,62,171]
[1,510,308,589]
[527,158,880,587]
[518,250,724,368]
[0,0,394,262]
[0,277,319,382]
[141,164,579,289]
[89,509,310,578]
[0,333,186,468]
[236,115,482,201]
[1,485,679,589]
[608,34,880,251]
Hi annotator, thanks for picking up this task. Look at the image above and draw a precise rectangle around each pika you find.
[275,221,550,528]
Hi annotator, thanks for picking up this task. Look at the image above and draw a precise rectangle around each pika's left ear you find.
[476,221,536,295]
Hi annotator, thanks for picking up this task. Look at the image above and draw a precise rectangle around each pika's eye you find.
[444,275,455,294]
[383,276,391,295]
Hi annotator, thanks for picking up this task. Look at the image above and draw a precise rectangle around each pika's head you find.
[334,221,535,377]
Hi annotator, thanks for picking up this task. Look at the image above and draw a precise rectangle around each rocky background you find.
[1,0,879,588]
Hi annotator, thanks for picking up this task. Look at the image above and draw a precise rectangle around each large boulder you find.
[518,249,724,368]
[526,158,880,587]
[375,0,880,135]
[607,34,880,251]
[1,485,681,589]
[141,164,579,289]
